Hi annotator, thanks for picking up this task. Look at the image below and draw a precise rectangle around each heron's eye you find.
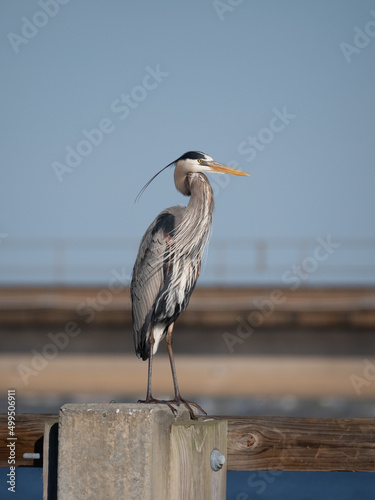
[198,158,203,164]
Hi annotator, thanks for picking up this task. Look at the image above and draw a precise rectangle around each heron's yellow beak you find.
[207,161,250,176]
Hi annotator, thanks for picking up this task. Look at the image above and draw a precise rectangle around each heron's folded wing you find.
[130,212,174,347]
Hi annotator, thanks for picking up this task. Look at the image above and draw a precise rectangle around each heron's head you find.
[135,151,249,202]
[174,151,250,196]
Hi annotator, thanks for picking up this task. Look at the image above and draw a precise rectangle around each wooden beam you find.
[1,414,375,471]
[224,416,375,472]
[0,413,57,467]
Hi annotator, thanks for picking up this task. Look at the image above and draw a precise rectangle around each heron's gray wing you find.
[130,210,176,357]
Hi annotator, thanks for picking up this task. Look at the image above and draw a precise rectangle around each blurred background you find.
[1,0,375,498]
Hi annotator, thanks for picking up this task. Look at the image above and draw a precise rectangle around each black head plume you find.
[134,160,175,203]
[134,151,206,203]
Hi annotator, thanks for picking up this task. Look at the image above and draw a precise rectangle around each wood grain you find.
[0,413,57,467]
[223,416,375,471]
[169,419,227,500]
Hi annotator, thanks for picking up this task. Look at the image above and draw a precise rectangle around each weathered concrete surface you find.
[57,403,190,500]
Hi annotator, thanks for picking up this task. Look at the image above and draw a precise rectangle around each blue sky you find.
[1,0,375,284]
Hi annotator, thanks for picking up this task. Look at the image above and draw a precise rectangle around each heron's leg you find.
[165,323,181,399]
[165,323,207,419]
[138,328,177,415]
[145,330,155,400]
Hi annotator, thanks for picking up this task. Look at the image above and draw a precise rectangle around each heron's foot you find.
[138,397,178,416]
[169,397,207,420]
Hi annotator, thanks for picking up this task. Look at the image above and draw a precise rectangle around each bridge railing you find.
[0,236,375,285]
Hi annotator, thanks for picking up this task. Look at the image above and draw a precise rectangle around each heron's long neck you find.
[186,173,214,225]
[175,173,214,258]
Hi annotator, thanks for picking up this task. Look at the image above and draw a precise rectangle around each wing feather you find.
[130,211,175,358]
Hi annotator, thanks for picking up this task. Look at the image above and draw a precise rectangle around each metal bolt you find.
[23,453,40,459]
[210,449,225,471]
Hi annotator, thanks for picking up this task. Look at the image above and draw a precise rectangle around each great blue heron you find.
[131,151,249,418]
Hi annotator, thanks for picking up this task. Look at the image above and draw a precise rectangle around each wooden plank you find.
[0,413,57,467]
[1,414,375,472]
[2,354,375,399]
[224,416,375,472]
[169,418,227,500]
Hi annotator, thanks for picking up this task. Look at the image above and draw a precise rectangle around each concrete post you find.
[57,403,190,500]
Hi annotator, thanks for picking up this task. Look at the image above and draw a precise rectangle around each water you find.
[227,471,375,499]
[0,468,42,499]
[1,468,374,499]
